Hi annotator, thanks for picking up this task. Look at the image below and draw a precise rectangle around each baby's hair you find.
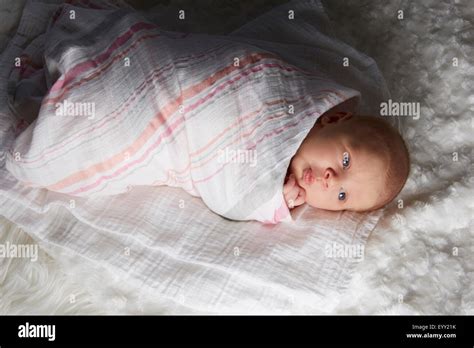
[348,115,410,211]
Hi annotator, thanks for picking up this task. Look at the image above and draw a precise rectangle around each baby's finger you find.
[293,189,306,206]
[283,175,296,195]
[285,185,300,208]
[286,182,300,200]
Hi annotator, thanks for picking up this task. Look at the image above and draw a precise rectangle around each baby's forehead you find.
[346,140,389,176]
[341,125,390,154]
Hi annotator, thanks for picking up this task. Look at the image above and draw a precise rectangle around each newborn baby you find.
[283,108,410,212]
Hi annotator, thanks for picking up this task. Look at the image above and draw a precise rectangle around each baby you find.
[283,107,410,212]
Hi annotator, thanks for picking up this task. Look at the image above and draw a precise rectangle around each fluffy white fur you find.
[0,0,473,314]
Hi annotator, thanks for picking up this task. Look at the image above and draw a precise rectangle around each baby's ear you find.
[319,111,353,126]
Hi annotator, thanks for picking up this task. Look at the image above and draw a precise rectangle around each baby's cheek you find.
[298,186,306,200]
[305,187,325,208]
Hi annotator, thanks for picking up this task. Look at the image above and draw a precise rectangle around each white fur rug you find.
[1,0,473,314]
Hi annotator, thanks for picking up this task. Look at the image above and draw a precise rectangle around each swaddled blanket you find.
[5,3,360,223]
[0,0,393,313]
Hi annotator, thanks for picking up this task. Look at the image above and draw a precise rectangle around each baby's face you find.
[287,114,388,212]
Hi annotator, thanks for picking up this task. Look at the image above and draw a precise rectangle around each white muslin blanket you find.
[4,0,361,224]
[0,0,389,313]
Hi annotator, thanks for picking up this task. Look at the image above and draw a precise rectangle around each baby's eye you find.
[342,152,350,169]
[338,188,346,201]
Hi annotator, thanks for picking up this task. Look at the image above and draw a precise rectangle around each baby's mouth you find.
[302,168,314,185]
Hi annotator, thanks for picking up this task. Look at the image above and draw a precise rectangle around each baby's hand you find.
[283,174,305,209]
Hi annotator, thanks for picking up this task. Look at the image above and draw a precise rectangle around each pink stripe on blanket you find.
[149,100,293,187]
[21,43,230,163]
[59,90,345,195]
[67,114,186,195]
[43,32,162,105]
[191,109,320,185]
[76,66,308,195]
[188,98,290,157]
[155,94,338,188]
[46,52,277,191]
[47,21,158,95]
[77,63,314,194]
